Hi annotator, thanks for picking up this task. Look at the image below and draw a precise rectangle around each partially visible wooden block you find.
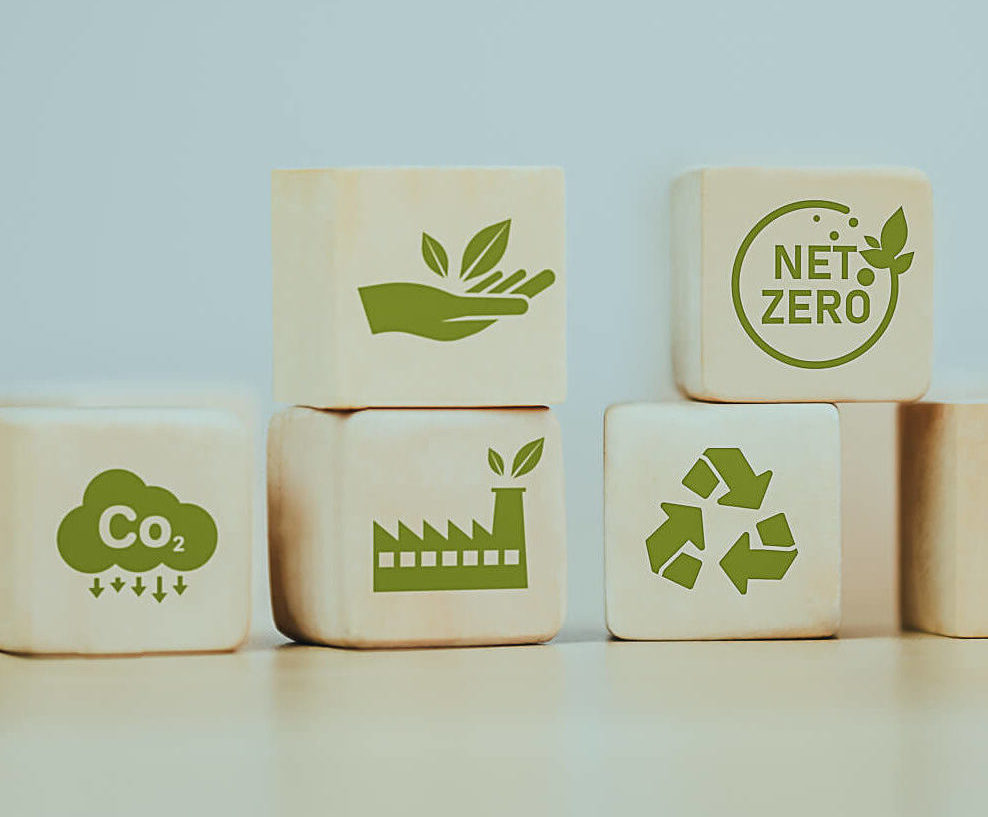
[0,407,252,655]
[272,167,566,408]
[604,402,841,639]
[267,407,566,647]
[672,167,933,402]
[900,402,988,636]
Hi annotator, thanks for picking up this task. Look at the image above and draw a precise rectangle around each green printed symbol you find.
[720,514,797,595]
[645,503,704,589]
[646,448,797,594]
[703,447,772,509]
[359,218,556,342]
[734,201,916,368]
[372,438,545,592]
[57,469,217,602]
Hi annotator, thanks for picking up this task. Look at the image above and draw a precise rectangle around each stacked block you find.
[0,406,252,655]
[272,168,565,407]
[900,402,988,637]
[268,408,564,647]
[605,166,934,640]
[605,403,840,639]
[268,167,567,648]
[672,167,933,402]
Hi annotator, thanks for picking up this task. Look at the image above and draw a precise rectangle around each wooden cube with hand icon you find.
[273,167,565,408]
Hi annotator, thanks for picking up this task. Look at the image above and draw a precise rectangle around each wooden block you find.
[0,407,252,655]
[672,167,933,402]
[272,167,565,408]
[900,402,988,636]
[267,407,565,647]
[604,402,840,639]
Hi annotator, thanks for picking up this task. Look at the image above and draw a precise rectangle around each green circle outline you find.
[731,199,900,369]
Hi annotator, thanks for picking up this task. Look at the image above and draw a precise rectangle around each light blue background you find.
[0,0,982,635]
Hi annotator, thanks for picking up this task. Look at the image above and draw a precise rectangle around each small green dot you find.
[830,231,839,241]
[857,267,875,286]
[849,217,859,227]
[813,215,821,222]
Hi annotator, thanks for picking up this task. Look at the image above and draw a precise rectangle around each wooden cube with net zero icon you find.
[272,167,565,408]
[603,402,841,640]
[900,401,988,637]
[671,167,933,402]
[0,406,252,655]
[267,407,565,647]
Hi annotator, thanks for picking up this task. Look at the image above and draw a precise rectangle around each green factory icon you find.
[372,438,545,592]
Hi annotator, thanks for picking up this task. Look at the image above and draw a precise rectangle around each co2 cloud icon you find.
[57,469,218,574]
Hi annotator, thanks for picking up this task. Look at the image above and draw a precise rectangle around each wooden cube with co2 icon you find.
[272,167,566,408]
[603,402,840,639]
[672,167,933,401]
[267,407,566,647]
[0,407,252,655]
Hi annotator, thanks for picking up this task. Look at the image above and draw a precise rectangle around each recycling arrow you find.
[89,578,104,598]
[703,447,772,509]
[152,576,167,603]
[647,446,799,594]
[645,503,704,589]
[719,531,797,594]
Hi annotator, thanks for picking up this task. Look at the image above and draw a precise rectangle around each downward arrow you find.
[704,448,772,509]
[719,532,797,594]
[645,503,704,574]
[174,575,187,595]
[111,576,126,592]
[152,575,167,603]
[89,578,104,598]
[132,577,146,596]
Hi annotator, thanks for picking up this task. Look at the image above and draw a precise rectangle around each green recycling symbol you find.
[645,447,797,594]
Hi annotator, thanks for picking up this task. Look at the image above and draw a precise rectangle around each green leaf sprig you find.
[488,448,505,475]
[460,219,511,280]
[421,232,449,277]
[860,207,914,275]
[488,437,545,478]
[420,218,513,285]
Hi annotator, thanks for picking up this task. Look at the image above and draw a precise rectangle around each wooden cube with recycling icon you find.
[0,406,252,655]
[604,402,840,639]
[272,167,566,408]
[900,401,988,637]
[267,407,566,647]
[672,167,933,402]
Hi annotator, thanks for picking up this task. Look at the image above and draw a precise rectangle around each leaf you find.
[460,219,511,280]
[864,235,880,249]
[860,248,893,269]
[488,448,504,476]
[891,251,914,275]
[511,437,545,478]
[880,207,908,257]
[421,232,448,277]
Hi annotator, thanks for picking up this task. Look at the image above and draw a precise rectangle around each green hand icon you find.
[359,269,555,342]
[360,218,556,342]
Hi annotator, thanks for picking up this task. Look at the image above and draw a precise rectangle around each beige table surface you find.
[2,628,988,817]
[2,405,984,816]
